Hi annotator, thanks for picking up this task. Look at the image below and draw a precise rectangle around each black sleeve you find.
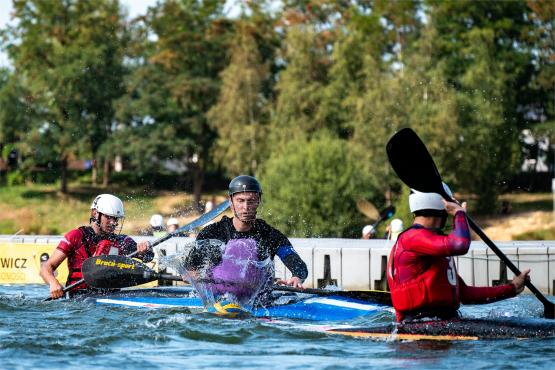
[283,253,308,281]
[119,236,154,263]
[258,220,291,259]
[196,217,230,243]
[257,220,308,280]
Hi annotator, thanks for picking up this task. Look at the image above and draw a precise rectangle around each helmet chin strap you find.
[439,213,448,229]
[90,213,102,228]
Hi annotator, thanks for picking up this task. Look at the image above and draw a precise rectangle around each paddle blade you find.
[82,255,158,289]
[356,199,379,220]
[386,128,451,200]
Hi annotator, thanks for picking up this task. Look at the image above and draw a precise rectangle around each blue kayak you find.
[92,287,389,321]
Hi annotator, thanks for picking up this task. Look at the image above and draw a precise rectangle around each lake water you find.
[1,284,554,369]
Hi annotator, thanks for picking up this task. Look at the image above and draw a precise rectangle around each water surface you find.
[1,285,554,369]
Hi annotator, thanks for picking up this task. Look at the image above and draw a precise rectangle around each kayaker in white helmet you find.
[167,217,179,233]
[361,224,376,239]
[387,183,530,322]
[40,194,153,299]
[149,214,165,238]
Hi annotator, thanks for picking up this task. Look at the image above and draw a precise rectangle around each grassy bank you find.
[0,184,227,235]
[476,193,554,241]
[0,184,553,240]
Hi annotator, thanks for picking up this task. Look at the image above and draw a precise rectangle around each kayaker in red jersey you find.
[387,183,530,322]
[40,194,153,299]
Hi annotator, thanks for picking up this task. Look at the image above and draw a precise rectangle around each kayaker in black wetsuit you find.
[186,175,308,289]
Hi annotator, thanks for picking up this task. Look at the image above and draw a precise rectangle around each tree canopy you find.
[0,0,553,234]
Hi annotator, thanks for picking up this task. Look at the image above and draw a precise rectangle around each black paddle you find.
[83,255,183,288]
[374,205,396,229]
[44,199,230,300]
[386,127,555,319]
[273,285,392,305]
[83,255,392,305]
[364,205,396,238]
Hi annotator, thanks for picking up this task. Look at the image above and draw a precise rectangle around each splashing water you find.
[160,239,274,311]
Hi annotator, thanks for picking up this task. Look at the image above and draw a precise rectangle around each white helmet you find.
[91,194,125,218]
[409,183,453,212]
[150,214,164,228]
[362,224,375,236]
[167,217,179,226]
[390,218,404,233]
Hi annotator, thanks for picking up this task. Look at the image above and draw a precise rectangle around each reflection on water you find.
[0,284,554,369]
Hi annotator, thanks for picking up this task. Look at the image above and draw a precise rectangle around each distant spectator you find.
[149,214,166,238]
[167,217,179,233]
[362,224,376,239]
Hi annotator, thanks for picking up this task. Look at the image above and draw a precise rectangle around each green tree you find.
[525,0,555,140]
[207,20,271,175]
[261,133,373,237]
[114,0,231,208]
[318,7,387,140]
[427,0,535,211]
[346,19,459,204]
[0,69,38,167]
[4,0,127,192]
[270,25,329,145]
[454,28,518,211]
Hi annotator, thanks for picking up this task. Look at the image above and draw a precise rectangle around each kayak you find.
[89,286,390,321]
[86,286,555,339]
[323,317,555,340]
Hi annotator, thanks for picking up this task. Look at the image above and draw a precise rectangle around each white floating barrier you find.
[1,235,554,294]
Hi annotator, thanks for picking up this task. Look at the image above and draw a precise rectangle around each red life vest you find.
[387,227,460,320]
[64,227,119,291]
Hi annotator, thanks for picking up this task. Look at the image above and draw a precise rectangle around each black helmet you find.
[228,175,262,196]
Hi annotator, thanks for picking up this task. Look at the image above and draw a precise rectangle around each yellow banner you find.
[0,242,69,284]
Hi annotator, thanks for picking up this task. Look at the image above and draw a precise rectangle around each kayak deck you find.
[90,286,389,321]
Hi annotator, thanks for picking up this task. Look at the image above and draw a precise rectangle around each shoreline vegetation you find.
[0,183,228,236]
[0,183,552,241]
